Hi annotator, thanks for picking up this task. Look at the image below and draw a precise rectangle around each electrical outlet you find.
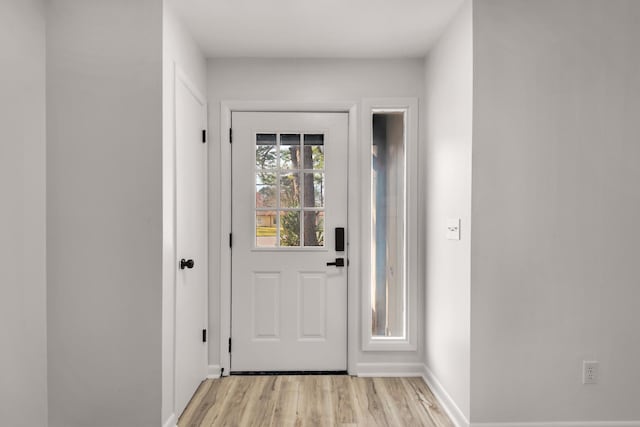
[583,360,599,384]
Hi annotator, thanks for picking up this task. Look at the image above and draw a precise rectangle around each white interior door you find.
[231,112,348,372]
[175,73,207,414]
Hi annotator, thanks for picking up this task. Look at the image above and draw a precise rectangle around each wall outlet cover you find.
[583,360,599,384]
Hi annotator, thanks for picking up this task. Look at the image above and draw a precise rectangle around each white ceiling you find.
[168,0,464,58]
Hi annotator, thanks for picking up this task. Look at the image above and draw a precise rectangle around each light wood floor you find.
[178,375,453,427]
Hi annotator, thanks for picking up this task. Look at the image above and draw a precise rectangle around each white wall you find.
[162,2,207,424]
[471,0,640,423]
[0,1,48,426]
[207,58,425,368]
[424,0,472,422]
[46,1,163,426]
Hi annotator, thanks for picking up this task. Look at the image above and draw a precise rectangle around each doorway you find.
[230,112,349,372]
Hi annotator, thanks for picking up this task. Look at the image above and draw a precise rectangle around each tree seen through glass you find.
[255,133,325,247]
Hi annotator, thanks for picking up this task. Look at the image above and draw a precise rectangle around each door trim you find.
[219,101,359,376]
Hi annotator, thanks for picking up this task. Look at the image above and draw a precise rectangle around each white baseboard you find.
[207,364,222,379]
[421,364,640,427]
[422,364,470,427]
[356,362,425,377]
[162,413,177,427]
[472,423,640,427]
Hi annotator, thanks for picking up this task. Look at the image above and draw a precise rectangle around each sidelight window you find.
[371,111,406,338]
[362,98,418,351]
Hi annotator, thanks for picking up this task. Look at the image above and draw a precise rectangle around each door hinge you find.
[202,329,207,343]
[202,129,207,143]
[229,233,233,248]
[229,128,233,143]
[228,337,232,353]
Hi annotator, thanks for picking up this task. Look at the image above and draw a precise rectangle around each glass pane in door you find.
[256,133,277,169]
[254,132,326,248]
[279,210,300,247]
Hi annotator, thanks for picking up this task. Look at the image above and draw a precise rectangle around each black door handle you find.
[326,258,345,267]
[180,259,194,269]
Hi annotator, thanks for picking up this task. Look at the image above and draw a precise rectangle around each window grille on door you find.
[255,133,326,248]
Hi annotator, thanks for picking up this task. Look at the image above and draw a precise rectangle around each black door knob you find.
[326,258,345,267]
[180,259,194,269]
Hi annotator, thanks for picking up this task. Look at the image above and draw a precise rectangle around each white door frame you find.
[219,101,359,375]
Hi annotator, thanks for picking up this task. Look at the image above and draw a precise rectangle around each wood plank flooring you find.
[178,376,453,427]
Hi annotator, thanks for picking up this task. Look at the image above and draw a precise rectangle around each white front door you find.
[231,112,348,372]
[174,73,207,414]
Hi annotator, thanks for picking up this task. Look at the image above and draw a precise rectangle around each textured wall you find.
[471,0,640,422]
[0,1,48,425]
[47,1,163,425]
[423,0,473,421]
